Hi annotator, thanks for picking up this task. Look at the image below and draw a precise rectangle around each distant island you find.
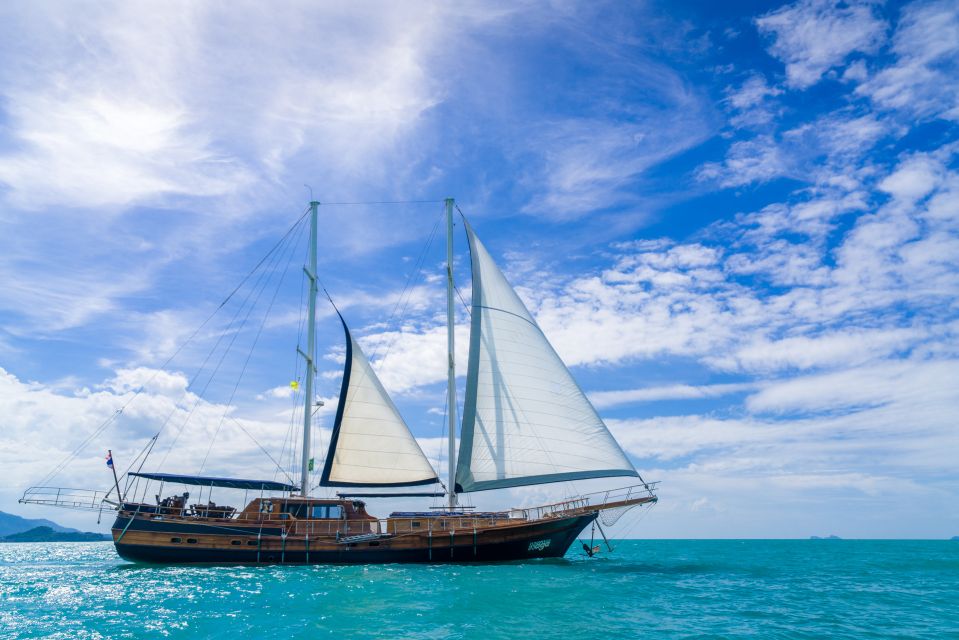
[1,525,110,543]
[810,535,843,540]
[0,510,109,542]
[0,510,78,537]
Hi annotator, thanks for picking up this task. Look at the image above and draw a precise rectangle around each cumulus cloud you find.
[696,136,790,187]
[756,0,887,89]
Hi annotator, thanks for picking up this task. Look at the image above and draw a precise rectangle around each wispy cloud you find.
[590,383,756,409]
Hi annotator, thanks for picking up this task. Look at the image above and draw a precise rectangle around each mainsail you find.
[320,315,439,487]
[455,220,638,493]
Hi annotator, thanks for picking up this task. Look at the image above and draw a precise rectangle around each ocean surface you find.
[1,540,956,639]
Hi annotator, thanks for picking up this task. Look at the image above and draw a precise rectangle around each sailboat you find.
[20,199,657,563]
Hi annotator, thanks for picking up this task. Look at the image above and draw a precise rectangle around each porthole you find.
[186,538,198,544]
[231,540,241,546]
[170,537,181,543]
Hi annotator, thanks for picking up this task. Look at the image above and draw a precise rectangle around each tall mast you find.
[300,200,319,496]
[445,197,458,510]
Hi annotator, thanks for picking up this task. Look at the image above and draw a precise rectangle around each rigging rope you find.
[156,214,305,469]
[275,231,311,486]
[33,206,311,489]
[198,209,305,473]
[227,417,295,485]
[368,207,443,364]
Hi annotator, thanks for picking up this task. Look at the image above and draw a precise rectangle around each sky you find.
[0,0,957,539]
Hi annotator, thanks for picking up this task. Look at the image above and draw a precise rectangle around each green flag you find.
[308,458,314,471]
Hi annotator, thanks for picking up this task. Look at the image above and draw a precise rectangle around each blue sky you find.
[0,0,957,538]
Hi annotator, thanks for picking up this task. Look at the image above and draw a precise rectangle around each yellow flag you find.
[290,380,299,390]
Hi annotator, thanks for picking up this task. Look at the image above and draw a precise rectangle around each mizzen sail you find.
[320,315,439,487]
[455,220,638,493]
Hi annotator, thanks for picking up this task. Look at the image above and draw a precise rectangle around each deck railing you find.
[508,482,659,521]
[69,481,658,538]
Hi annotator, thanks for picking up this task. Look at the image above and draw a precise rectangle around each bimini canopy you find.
[128,472,297,492]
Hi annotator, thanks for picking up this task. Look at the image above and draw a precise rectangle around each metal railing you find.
[508,482,659,521]
[19,486,113,511]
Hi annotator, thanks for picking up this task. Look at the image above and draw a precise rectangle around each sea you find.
[1,540,955,639]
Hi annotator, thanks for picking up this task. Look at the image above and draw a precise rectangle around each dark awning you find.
[128,472,297,492]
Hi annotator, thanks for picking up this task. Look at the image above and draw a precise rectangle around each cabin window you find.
[311,505,344,519]
[231,540,241,546]
[246,540,258,546]
[170,537,181,543]
[411,521,421,528]
[186,538,198,544]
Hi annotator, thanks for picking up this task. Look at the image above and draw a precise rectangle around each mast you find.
[300,200,319,496]
[445,197,458,510]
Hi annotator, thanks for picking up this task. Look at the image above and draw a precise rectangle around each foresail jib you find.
[320,315,439,488]
[455,221,637,494]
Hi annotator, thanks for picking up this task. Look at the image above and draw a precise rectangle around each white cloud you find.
[710,328,923,373]
[878,154,944,201]
[0,258,153,333]
[354,321,470,395]
[0,365,312,496]
[589,382,756,409]
[524,112,711,220]
[697,136,789,187]
[103,367,190,398]
[0,4,252,210]
[0,1,507,255]
[857,0,959,121]
[725,74,783,128]
[744,359,959,414]
[756,0,887,89]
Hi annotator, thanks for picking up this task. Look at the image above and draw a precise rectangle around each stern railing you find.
[19,486,114,511]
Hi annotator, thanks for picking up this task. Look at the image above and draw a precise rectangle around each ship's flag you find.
[290,380,299,390]
[106,452,114,468]
[308,458,314,471]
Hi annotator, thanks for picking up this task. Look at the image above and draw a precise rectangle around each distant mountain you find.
[951,536,958,541]
[809,535,842,540]
[0,526,110,543]
[0,510,78,537]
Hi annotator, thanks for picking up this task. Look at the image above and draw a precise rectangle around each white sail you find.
[455,221,638,493]
[321,316,439,487]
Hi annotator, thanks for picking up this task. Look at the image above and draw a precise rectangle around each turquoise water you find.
[1,540,956,639]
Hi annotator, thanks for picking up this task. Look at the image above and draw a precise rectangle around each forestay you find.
[455,220,638,493]
[320,315,439,487]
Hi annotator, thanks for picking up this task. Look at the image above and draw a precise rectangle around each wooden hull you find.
[112,512,598,564]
